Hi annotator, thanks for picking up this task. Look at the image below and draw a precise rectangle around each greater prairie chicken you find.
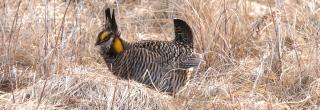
[95,8,200,94]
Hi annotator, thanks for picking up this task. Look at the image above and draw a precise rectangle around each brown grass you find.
[1,0,320,109]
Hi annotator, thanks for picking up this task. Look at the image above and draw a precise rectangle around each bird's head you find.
[95,8,123,54]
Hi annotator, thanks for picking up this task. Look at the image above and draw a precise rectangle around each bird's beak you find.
[95,40,101,46]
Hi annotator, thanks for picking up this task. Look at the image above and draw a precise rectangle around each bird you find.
[95,8,200,94]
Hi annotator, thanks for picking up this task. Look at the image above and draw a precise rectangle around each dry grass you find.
[1,0,320,109]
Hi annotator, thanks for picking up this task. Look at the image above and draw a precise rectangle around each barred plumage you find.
[96,8,200,94]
